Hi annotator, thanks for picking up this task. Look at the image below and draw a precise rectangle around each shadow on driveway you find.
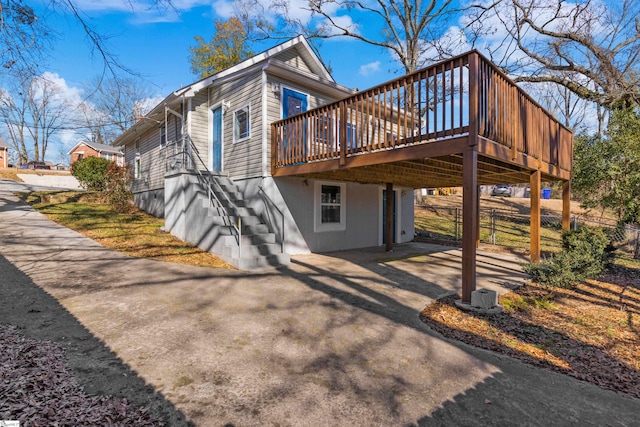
[0,253,193,426]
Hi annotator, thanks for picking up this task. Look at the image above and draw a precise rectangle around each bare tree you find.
[0,0,50,73]
[0,77,30,163]
[80,77,153,143]
[0,73,72,162]
[28,74,70,160]
[523,81,593,132]
[466,0,640,111]
[235,0,462,73]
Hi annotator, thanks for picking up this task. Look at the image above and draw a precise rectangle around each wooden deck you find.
[271,50,574,303]
[272,50,572,186]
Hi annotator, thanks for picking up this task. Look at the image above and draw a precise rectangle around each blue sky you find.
[26,0,434,163]
[44,1,397,96]
[26,0,411,163]
[17,0,610,163]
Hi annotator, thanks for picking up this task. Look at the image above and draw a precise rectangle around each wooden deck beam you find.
[272,136,470,177]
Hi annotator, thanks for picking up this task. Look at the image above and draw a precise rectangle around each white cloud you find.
[71,0,211,24]
[318,14,358,36]
[40,72,84,106]
[212,0,234,19]
[359,61,380,76]
[135,95,165,116]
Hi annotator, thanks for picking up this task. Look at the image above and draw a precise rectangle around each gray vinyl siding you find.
[206,72,264,179]
[190,91,209,166]
[272,48,312,73]
[126,124,165,194]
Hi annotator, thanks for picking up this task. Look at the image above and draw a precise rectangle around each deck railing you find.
[272,51,573,175]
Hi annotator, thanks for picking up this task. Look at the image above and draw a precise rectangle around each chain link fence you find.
[415,205,640,259]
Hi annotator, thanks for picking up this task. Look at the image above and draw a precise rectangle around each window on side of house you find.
[133,138,141,178]
[314,181,346,232]
[174,116,182,141]
[233,105,250,142]
[134,155,141,179]
[160,124,166,146]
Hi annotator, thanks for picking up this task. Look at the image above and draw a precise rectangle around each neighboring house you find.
[0,138,9,168]
[114,36,574,305]
[68,141,124,166]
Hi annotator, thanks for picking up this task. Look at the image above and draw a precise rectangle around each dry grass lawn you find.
[20,191,233,269]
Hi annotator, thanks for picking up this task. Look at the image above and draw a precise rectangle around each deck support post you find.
[530,170,542,263]
[462,148,478,304]
[562,180,571,230]
[386,182,393,252]
[476,185,481,248]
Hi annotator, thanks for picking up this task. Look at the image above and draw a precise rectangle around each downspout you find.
[261,61,272,178]
[186,95,192,169]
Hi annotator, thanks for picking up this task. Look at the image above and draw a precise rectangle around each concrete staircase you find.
[195,175,290,271]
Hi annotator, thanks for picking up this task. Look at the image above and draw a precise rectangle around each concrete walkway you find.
[1,181,639,426]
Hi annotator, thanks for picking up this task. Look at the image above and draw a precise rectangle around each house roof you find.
[176,36,334,98]
[0,138,9,148]
[112,36,355,147]
[67,141,123,155]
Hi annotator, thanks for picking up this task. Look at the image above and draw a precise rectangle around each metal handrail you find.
[258,185,285,253]
[165,136,242,257]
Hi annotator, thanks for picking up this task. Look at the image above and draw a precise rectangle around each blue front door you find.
[283,88,307,118]
[211,106,222,172]
[282,88,307,162]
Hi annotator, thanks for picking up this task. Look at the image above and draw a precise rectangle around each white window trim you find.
[233,104,251,143]
[314,181,347,232]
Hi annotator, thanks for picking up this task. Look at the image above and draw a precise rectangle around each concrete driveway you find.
[1,181,639,426]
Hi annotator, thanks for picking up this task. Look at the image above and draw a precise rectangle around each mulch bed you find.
[0,324,163,426]
[420,266,640,398]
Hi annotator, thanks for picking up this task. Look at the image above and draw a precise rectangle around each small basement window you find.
[314,181,346,232]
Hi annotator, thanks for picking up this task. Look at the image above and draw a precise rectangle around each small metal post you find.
[491,209,496,245]
[634,231,640,260]
[573,215,578,231]
[238,217,242,259]
[454,208,458,241]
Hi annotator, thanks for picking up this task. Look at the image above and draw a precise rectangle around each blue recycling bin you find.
[542,188,551,199]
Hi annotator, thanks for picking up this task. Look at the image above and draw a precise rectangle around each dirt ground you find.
[422,193,602,218]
